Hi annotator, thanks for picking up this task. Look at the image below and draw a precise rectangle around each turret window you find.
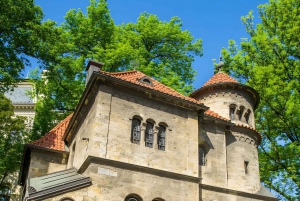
[158,125,166,151]
[131,118,141,144]
[229,104,236,120]
[199,146,206,166]
[245,109,251,124]
[145,122,154,147]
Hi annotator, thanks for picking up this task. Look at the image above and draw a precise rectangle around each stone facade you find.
[18,61,277,201]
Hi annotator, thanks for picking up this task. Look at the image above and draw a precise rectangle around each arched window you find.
[145,121,154,147]
[238,106,245,120]
[158,125,166,151]
[229,104,236,120]
[0,186,11,201]
[153,198,165,201]
[59,197,75,201]
[125,194,142,201]
[244,109,251,124]
[131,118,141,144]
[199,146,206,166]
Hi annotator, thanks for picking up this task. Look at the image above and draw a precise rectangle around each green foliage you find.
[222,0,300,199]
[0,0,48,92]
[0,94,27,186]
[31,0,203,138]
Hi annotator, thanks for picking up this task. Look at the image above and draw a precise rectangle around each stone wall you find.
[44,162,199,201]
[28,149,68,178]
[69,84,200,177]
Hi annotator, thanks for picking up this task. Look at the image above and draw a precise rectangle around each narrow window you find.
[199,146,206,166]
[131,118,141,144]
[245,109,251,124]
[0,186,11,201]
[244,161,249,174]
[158,125,166,151]
[238,106,245,120]
[229,104,236,120]
[145,122,154,147]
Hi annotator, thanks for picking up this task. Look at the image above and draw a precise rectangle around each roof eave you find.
[190,82,260,109]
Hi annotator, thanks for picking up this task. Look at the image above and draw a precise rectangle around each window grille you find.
[145,122,154,147]
[131,118,141,144]
[158,125,166,151]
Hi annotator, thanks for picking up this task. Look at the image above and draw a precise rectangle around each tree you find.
[0,93,27,186]
[221,0,300,200]
[30,0,203,138]
[0,0,54,92]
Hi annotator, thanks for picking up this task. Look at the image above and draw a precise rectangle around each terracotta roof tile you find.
[203,72,239,87]
[100,70,204,105]
[204,109,230,122]
[30,113,73,151]
[235,124,261,135]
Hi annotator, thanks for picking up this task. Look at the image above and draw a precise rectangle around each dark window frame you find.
[145,121,154,148]
[131,118,141,144]
[199,146,206,166]
[158,125,166,151]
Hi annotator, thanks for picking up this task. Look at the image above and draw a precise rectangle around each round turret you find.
[192,71,262,193]
[191,72,259,129]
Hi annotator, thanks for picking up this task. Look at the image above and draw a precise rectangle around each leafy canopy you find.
[0,0,53,92]
[30,0,203,137]
[221,0,300,200]
[0,93,27,186]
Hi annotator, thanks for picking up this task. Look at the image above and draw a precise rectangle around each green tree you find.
[0,93,27,186]
[0,0,53,92]
[31,0,203,138]
[221,0,300,200]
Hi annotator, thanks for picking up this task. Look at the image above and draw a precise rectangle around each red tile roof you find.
[203,72,239,87]
[235,124,261,135]
[204,109,230,122]
[100,70,204,105]
[30,113,73,151]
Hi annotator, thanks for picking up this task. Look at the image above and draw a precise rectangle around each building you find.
[18,60,277,201]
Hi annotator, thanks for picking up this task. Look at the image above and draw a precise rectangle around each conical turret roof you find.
[202,72,239,87]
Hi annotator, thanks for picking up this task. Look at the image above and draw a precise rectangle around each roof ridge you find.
[98,70,204,106]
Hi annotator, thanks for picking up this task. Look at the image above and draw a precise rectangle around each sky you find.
[33,0,269,89]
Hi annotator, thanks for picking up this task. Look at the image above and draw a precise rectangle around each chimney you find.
[86,60,103,86]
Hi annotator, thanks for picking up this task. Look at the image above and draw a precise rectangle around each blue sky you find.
[34,0,268,89]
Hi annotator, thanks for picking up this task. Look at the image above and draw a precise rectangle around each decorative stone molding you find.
[233,134,257,147]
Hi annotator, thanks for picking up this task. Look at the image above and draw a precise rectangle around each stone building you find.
[18,60,277,201]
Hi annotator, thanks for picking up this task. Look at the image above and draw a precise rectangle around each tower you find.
[190,65,262,194]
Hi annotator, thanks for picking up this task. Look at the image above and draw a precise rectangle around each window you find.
[229,104,236,120]
[145,122,154,147]
[199,146,206,166]
[244,161,249,174]
[125,194,142,201]
[245,109,251,124]
[59,198,75,201]
[238,106,245,120]
[158,125,166,151]
[153,198,165,201]
[131,118,141,144]
[0,186,11,201]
